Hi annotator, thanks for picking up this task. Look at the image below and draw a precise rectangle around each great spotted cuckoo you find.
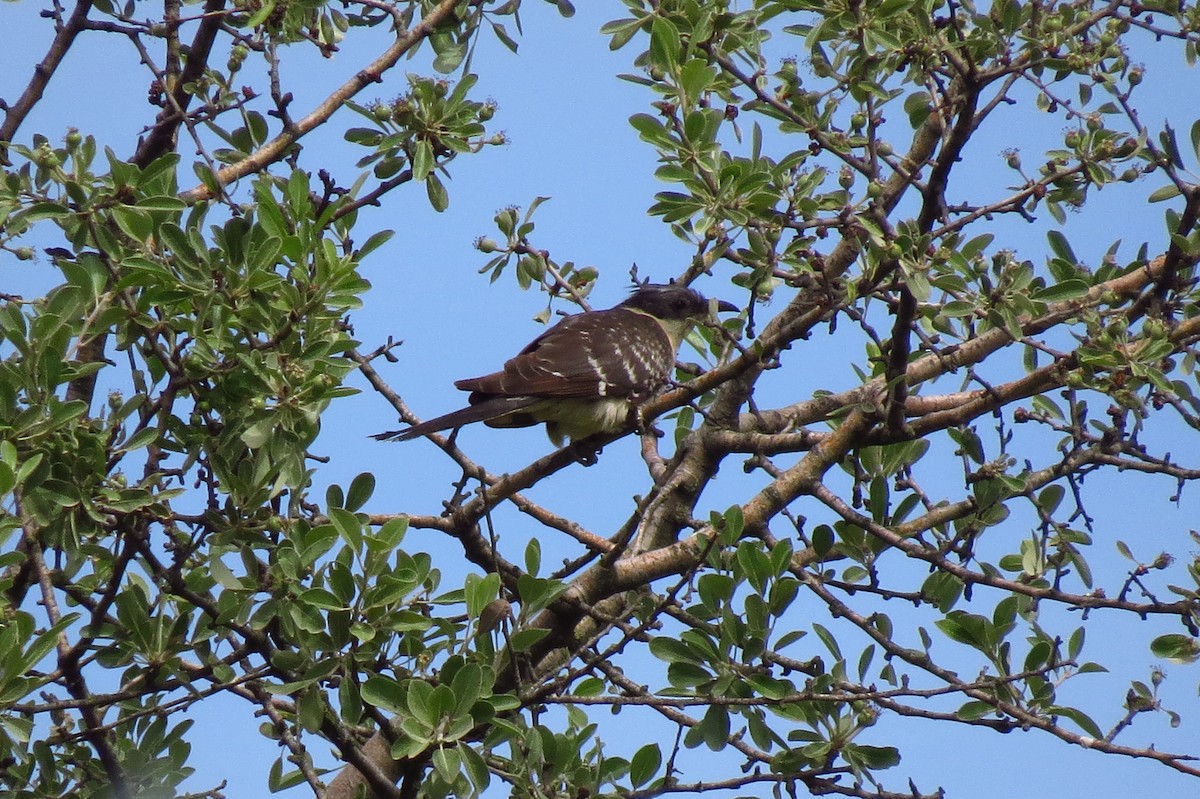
[373,283,736,445]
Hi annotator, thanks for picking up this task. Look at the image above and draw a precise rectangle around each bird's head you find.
[617,283,738,350]
[617,283,738,321]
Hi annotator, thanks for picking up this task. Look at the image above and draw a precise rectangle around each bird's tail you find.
[372,396,540,442]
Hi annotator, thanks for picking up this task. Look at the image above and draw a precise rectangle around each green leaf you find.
[432,745,461,783]
[339,677,363,724]
[848,743,900,769]
[241,417,273,449]
[699,705,729,751]
[246,0,276,27]
[649,636,700,664]
[120,426,160,452]
[649,17,681,71]
[137,195,187,212]
[17,201,70,224]
[209,556,243,590]
[510,627,551,652]
[1150,633,1200,664]
[298,588,345,610]
[412,140,433,181]
[111,205,152,242]
[629,113,674,147]
[1037,484,1065,515]
[20,614,78,674]
[1068,627,1086,660]
[432,39,467,74]
[1033,280,1090,302]
[711,505,743,548]
[746,673,789,700]
[573,677,604,697]
[521,538,542,577]
[345,472,375,512]
[603,17,642,51]
[344,127,383,146]
[1160,122,1183,168]
[956,700,995,720]
[267,757,307,792]
[735,541,771,593]
[298,686,324,732]
[1047,705,1104,739]
[426,172,449,212]
[812,525,834,558]
[329,507,363,550]
[489,20,519,53]
[405,679,435,726]
[935,611,993,650]
[465,572,501,619]
[667,661,713,688]
[630,742,662,788]
[515,574,566,615]
[361,675,406,714]
[0,462,13,497]
[811,623,842,660]
[679,59,716,99]
[460,744,491,792]
[1024,640,1052,672]
[1148,184,1181,203]
[450,664,485,715]
[356,229,394,259]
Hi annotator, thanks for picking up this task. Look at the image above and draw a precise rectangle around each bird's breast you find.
[537,397,634,446]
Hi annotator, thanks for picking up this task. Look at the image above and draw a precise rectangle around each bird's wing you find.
[454,308,675,399]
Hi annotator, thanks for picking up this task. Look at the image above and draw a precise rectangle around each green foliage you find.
[4,1,1200,799]
[345,73,504,213]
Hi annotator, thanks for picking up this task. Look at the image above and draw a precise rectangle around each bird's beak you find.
[714,299,739,313]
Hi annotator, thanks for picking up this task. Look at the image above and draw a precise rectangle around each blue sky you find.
[4,1,1200,797]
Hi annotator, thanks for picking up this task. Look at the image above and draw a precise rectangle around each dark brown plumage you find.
[373,284,735,445]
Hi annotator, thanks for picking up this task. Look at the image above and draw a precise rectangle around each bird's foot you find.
[631,413,664,440]
[568,438,603,466]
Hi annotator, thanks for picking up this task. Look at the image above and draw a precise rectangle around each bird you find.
[373,283,737,446]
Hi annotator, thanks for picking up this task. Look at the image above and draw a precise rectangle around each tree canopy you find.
[3,1,1200,798]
